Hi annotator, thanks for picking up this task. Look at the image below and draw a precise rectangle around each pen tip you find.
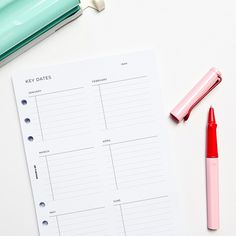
[208,106,215,123]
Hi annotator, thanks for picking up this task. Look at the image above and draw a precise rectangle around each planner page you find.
[13,51,181,236]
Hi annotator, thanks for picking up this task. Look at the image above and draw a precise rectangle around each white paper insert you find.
[13,51,180,236]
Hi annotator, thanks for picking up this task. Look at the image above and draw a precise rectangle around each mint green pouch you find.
[0,0,81,66]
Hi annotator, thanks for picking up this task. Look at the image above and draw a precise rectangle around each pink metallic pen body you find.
[206,107,219,230]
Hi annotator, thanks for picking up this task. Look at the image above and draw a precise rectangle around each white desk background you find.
[0,0,235,235]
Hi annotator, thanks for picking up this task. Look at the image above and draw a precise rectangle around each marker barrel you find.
[206,158,220,230]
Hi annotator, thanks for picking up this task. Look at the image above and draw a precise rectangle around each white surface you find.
[0,0,235,235]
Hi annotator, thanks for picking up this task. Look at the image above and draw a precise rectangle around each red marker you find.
[206,106,219,230]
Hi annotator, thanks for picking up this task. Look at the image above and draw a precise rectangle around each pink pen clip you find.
[170,68,222,122]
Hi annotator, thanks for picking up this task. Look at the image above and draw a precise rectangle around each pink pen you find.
[206,106,220,230]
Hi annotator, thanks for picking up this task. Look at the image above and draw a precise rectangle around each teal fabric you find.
[0,0,80,56]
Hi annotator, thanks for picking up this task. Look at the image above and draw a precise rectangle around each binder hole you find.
[28,136,34,142]
[39,202,46,207]
[24,118,31,124]
[42,221,48,226]
[21,100,27,105]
